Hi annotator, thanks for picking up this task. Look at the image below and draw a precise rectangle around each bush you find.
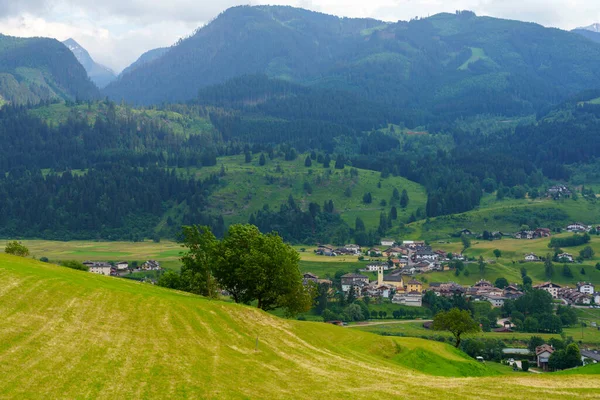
[60,260,88,271]
[39,257,49,262]
[521,360,529,372]
[5,241,30,257]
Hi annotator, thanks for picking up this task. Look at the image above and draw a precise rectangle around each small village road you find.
[345,319,432,328]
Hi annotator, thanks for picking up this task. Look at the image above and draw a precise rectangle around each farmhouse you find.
[524,253,540,262]
[557,253,574,263]
[514,230,534,239]
[533,282,561,298]
[380,239,395,247]
[85,261,112,276]
[483,295,506,308]
[567,223,590,233]
[116,261,129,271]
[365,262,390,272]
[142,260,161,270]
[341,273,369,293]
[392,292,422,307]
[547,185,572,198]
[536,344,555,371]
[535,228,551,238]
[406,279,423,293]
[577,282,595,295]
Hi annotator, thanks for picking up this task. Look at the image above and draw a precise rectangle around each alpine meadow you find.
[2,3,600,399]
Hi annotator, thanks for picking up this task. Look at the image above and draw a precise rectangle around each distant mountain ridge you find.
[577,23,600,32]
[104,6,600,124]
[0,34,99,104]
[119,47,169,77]
[63,38,116,88]
[572,27,600,43]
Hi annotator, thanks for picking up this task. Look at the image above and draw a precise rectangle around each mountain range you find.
[62,38,116,88]
[101,6,600,125]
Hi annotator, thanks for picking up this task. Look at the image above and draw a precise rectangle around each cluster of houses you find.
[316,240,464,277]
[514,228,551,240]
[524,252,574,263]
[547,185,572,199]
[84,260,161,276]
[534,282,599,305]
[429,279,525,309]
[333,267,424,307]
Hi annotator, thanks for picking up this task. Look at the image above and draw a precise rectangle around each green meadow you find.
[184,154,427,229]
[1,254,598,399]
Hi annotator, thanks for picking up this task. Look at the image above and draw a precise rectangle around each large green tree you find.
[432,308,480,348]
[179,225,219,298]
[214,224,313,316]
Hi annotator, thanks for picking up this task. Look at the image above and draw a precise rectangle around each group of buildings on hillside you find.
[534,282,600,305]
[85,260,161,276]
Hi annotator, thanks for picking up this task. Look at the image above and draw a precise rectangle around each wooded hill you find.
[0,35,99,104]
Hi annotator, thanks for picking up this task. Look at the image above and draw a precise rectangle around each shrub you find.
[5,241,30,257]
[60,260,88,271]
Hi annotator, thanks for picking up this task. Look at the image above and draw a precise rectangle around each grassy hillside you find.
[1,253,599,398]
[187,154,427,229]
[29,102,214,137]
[405,195,600,241]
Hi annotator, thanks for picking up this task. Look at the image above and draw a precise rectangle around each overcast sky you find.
[2,1,600,73]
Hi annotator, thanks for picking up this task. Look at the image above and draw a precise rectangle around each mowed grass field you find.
[185,154,427,229]
[1,254,599,399]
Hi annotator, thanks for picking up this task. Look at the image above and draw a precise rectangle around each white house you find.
[557,253,574,263]
[365,262,390,272]
[116,261,129,271]
[595,293,600,304]
[381,239,395,247]
[533,282,561,298]
[89,263,112,276]
[578,282,595,295]
[524,253,540,262]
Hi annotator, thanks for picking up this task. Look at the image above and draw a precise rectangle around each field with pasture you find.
[354,320,600,347]
[184,154,427,229]
[1,253,598,399]
[404,194,600,241]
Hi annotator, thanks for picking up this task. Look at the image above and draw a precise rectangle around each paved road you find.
[346,319,432,328]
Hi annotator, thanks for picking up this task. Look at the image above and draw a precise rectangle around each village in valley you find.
[307,219,600,310]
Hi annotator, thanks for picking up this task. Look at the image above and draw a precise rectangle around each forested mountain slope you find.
[105,6,600,124]
[119,47,169,77]
[1,254,598,398]
[0,35,99,104]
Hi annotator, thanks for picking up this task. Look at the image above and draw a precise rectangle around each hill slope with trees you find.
[0,35,99,104]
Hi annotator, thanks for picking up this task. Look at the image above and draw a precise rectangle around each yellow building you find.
[406,279,423,293]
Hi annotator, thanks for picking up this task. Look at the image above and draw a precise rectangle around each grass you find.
[355,321,600,346]
[458,47,490,70]
[407,195,600,241]
[0,239,184,271]
[29,102,214,138]
[185,154,427,229]
[1,253,599,398]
